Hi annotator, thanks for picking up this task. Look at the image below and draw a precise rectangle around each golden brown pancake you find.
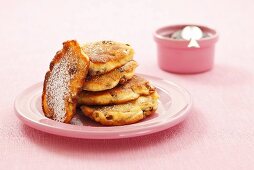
[78,75,155,105]
[42,40,90,123]
[82,41,134,76]
[82,60,138,91]
[80,92,159,126]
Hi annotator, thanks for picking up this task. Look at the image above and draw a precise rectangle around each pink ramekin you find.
[154,24,219,74]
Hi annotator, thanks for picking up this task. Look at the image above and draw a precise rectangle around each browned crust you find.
[42,40,90,123]
[81,106,156,126]
[83,41,133,63]
[82,60,138,91]
[42,71,51,118]
[82,41,134,76]
[78,75,155,105]
[80,92,159,126]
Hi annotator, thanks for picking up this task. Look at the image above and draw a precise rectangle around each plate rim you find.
[14,74,192,139]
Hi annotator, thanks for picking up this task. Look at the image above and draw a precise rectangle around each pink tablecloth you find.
[1,0,254,169]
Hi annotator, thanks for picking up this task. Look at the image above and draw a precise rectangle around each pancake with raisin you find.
[79,75,155,105]
[80,92,159,126]
[82,60,137,91]
[42,40,90,123]
[82,41,134,76]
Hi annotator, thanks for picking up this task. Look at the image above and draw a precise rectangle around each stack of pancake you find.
[78,41,159,126]
[42,40,159,126]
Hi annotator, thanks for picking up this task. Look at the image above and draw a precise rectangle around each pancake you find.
[80,92,159,126]
[42,40,90,123]
[78,75,155,105]
[82,41,134,76]
[82,60,138,91]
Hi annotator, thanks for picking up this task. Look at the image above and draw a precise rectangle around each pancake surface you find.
[83,60,138,91]
[79,75,155,105]
[82,41,134,76]
[42,40,90,123]
[80,92,159,126]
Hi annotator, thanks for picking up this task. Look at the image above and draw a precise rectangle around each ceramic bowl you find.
[154,24,219,74]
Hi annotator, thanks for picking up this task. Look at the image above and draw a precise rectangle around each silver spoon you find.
[181,26,203,48]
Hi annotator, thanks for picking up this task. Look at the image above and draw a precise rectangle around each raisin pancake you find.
[82,60,138,91]
[42,40,90,123]
[78,75,155,105]
[80,92,159,126]
[82,41,134,76]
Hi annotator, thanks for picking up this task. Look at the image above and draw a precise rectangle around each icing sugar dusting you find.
[46,50,77,122]
[82,41,131,63]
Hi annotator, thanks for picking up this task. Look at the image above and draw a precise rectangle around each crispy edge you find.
[82,41,135,76]
[80,106,157,126]
[86,41,135,63]
[42,40,90,123]
[78,76,155,105]
[80,92,159,126]
[83,60,138,91]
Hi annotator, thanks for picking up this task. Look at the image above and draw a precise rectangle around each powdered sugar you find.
[82,41,131,63]
[46,50,77,122]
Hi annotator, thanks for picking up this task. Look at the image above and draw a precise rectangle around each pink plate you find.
[14,74,192,139]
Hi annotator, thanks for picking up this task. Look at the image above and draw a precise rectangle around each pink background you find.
[1,0,254,169]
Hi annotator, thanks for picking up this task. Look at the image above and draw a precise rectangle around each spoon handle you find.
[188,39,200,48]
